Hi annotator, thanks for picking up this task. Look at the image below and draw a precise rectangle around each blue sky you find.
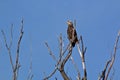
[0,0,120,80]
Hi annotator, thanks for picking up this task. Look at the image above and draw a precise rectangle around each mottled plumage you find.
[67,20,78,47]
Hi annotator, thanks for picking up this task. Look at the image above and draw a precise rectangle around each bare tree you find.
[1,20,120,80]
[44,21,120,80]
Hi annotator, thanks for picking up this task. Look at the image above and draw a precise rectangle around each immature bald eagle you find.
[67,20,78,47]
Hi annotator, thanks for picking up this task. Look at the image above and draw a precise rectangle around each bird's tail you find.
[72,42,75,47]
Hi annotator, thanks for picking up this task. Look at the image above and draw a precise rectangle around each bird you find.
[67,20,78,47]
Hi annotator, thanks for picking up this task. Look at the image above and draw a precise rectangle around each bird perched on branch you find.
[67,20,78,47]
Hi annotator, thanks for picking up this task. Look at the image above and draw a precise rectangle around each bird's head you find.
[67,20,73,26]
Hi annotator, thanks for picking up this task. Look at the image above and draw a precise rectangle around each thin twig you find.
[77,36,87,80]
[27,37,33,80]
[45,42,57,62]
[70,56,81,80]
[98,60,111,80]
[13,19,24,80]
[44,34,72,80]
[9,24,13,48]
[43,67,58,80]
[62,43,70,57]
[59,45,72,80]
[1,30,14,71]
[14,19,24,72]
[61,45,72,70]
[59,34,63,61]
[104,31,120,80]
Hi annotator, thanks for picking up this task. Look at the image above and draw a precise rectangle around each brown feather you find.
[67,21,78,47]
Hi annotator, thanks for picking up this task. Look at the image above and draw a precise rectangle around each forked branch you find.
[98,30,120,80]
[1,19,24,80]
[44,35,72,80]
[77,36,87,80]
[105,31,120,80]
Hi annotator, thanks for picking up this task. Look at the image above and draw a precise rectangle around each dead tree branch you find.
[13,19,24,80]
[44,67,58,80]
[27,38,33,80]
[104,31,120,80]
[45,42,58,62]
[59,45,72,80]
[1,19,24,80]
[10,24,13,48]
[70,56,81,80]
[98,30,120,80]
[77,36,87,80]
[1,29,14,71]
[98,60,111,80]
[44,34,72,80]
